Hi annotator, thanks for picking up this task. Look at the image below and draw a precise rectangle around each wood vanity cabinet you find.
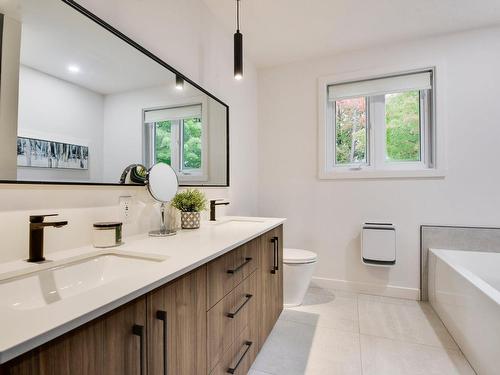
[207,237,259,309]
[207,274,259,375]
[259,225,284,346]
[102,296,148,375]
[0,297,147,375]
[0,268,205,375]
[0,225,284,375]
[147,266,207,375]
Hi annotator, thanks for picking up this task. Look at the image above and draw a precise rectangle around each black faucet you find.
[28,214,68,262]
[210,199,230,221]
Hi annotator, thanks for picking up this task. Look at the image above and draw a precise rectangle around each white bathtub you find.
[428,248,500,375]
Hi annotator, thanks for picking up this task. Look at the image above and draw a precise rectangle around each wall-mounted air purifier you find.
[361,222,396,266]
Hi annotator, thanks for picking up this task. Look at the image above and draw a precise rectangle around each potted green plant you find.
[170,189,207,229]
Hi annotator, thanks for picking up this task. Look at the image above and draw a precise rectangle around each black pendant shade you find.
[234,30,243,80]
[175,74,184,90]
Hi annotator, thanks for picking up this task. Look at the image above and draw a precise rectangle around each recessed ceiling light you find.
[67,65,80,73]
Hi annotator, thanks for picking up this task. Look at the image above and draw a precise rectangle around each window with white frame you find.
[323,70,438,177]
[143,104,206,179]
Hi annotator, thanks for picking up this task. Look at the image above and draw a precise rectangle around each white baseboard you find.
[310,277,420,300]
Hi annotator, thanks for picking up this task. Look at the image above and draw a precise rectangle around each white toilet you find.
[283,248,317,307]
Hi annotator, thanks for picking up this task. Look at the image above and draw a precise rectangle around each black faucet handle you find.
[29,214,59,223]
[211,199,230,205]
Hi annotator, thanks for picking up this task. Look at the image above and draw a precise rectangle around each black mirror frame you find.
[0,0,230,188]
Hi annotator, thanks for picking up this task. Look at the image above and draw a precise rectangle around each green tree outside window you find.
[155,120,172,165]
[182,118,202,169]
[385,91,420,161]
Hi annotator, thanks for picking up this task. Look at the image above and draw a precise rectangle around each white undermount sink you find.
[0,250,167,311]
[214,218,266,225]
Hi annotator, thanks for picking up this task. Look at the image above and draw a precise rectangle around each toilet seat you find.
[283,248,317,264]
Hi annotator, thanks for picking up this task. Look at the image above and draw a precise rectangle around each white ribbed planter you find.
[180,211,201,229]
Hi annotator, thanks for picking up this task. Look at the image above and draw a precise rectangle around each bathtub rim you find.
[420,225,500,301]
[429,248,500,306]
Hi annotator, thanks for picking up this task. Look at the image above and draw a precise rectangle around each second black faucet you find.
[210,199,229,221]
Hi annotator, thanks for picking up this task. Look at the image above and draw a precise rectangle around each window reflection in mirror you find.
[144,103,207,181]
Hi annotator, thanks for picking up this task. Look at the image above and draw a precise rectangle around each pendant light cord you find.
[236,0,240,32]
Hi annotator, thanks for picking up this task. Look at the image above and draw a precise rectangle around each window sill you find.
[319,168,445,180]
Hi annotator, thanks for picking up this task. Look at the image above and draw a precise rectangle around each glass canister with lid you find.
[92,222,123,248]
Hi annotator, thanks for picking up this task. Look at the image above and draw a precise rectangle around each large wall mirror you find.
[0,0,229,186]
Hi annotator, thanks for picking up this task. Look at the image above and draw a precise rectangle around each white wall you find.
[17,65,104,182]
[0,16,21,180]
[257,27,500,299]
[206,96,228,184]
[0,0,259,263]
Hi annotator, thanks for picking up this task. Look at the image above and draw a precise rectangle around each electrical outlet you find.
[119,195,133,223]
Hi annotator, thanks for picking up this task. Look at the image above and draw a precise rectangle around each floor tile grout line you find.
[306,288,358,299]
[357,294,364,375]
[281,311,359,325]
[357,295,424,307]
[359,331,462,353]
[309,288,426,308]
[250,368,277,375]
[280,318,359,334]
[280,311,361,336]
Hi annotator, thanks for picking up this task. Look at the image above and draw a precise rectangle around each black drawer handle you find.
[271,237,278,274]
[227,257,252,274]
[227,341,253,374]
[227,294,253,318]
[274,236,280,271]
[132,324,145,375]
[156,310,168,375]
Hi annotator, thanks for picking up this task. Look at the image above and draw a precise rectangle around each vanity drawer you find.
[207,238,259,309]
[232,271,258,341]
[209,325,258,375]
[207,271,258,371]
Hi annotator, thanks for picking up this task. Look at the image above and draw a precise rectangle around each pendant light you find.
[175,74,184,90]
[234,0,243,80]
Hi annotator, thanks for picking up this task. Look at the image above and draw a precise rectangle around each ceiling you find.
[203,0,500,68]
[0,0,199,96]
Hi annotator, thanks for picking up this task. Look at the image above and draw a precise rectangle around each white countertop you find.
[0,216,285,364]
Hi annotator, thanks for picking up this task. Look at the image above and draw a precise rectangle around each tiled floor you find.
[249,287,476,375]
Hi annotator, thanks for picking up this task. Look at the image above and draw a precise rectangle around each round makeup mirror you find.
[146,163,179,236]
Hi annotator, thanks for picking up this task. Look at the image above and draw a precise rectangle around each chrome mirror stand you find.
[149,202,176,237]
